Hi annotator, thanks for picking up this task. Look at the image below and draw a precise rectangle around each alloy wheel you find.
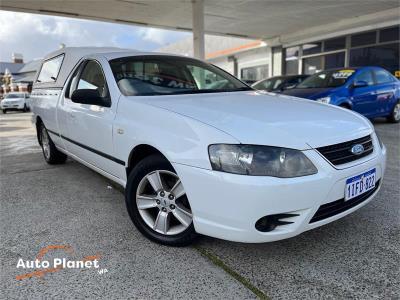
[394,103,400,121]
[41,127,50,159]
[136,170,193,235]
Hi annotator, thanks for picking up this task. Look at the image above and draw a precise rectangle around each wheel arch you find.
[126,144,170,177]
[338,101,352,109]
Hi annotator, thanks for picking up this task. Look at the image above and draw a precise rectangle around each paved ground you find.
[1,111,399,299]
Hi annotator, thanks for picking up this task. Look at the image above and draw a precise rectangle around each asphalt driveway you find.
[1,112,399,299]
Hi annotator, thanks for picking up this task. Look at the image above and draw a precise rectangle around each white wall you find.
[208,46,271,79]
[209,56,235,75]
[236,47,270,77]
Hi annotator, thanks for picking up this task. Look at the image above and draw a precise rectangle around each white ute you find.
[31,47,386,246]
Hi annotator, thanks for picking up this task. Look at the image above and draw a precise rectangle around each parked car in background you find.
[0,92,30,113]
[282,67,400,123]
[31,48,386,246]
[252,75,309,92]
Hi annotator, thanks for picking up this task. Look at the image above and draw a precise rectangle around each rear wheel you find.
[387,101,400,123]
[2,109,6,114]
[39,124,67,164]
[125,154,197,246]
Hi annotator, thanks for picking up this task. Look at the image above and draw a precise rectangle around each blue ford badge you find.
[351,144,364,155]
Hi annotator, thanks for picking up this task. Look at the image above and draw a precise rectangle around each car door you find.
[349,69,376,117]
[62,58,123,177]
[372,68,398,117]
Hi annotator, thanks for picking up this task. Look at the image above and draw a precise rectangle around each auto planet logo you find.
[15,245,106,280]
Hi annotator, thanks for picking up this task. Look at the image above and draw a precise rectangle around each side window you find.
[374,69,394,84]
[66,63,82,99]
[272,79,283,89]
[77,61,109,98]
[68,60,110,107]
[355,70,374,86]
[37,54,64,83]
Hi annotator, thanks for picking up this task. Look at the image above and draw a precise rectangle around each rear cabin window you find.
[37,54,64,83]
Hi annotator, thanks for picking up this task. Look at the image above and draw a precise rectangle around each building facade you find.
[158,24,399,83]
[0,54,41,98]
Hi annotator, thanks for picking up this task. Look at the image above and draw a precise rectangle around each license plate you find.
[345,168,376,201]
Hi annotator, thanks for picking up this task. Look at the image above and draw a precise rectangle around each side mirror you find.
[71,89,103,105]
[352,80,368,88]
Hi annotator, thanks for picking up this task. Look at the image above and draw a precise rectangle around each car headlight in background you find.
[316,96,331,104]
[208,144,318,178]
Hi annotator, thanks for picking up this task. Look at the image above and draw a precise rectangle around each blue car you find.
[282,67,400,123]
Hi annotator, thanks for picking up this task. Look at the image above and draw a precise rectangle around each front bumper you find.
[173,143,386,243]
[1,101,25,110]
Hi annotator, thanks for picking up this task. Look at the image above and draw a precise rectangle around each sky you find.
[0,10,190,62]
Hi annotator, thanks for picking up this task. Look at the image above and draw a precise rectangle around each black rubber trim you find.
[309,180,380,223]
[46,129,125,166]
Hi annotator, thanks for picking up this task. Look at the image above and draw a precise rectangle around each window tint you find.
[285,47,299,75]
[324,37,346,51]
[302,42,322,56]
[325,52,345,69]
[37,54,64,83]
[297,69,355,89]
[351,31,376,47]
[374,69,393,84]
[77,61,110,103]
[253,79,273,91]
[109,56,249,96]
[286,77,305,86]
[189,65,232,89]
[355,70,374,85]
[66,63,82,98]
[380,26,400,43]
[5,93,24,99]
[302,56,323,75]
[349,43,399,74]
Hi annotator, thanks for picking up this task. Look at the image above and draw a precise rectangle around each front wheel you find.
[125,154,197,246]
[39,124,67,164]
[387,101,400,123]
[2,109,6,114]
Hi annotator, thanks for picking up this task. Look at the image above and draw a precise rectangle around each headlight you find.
[316,96,331,104]
[208,144,318,178]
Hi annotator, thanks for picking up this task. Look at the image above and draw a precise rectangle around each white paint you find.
[30,48,387,243]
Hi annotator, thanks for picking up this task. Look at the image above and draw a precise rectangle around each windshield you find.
[5,93,24,99]
[109,55,251,96]
[297,69,356,88]
[253,78,283,91]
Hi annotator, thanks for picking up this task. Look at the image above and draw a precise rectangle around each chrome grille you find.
[316,135,373,165]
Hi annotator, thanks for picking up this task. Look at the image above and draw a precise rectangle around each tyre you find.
[387,101,400,123]
[339,104,351,110]
[125,154,197,246]
[39,123,67,164]
[2,109,6,114]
